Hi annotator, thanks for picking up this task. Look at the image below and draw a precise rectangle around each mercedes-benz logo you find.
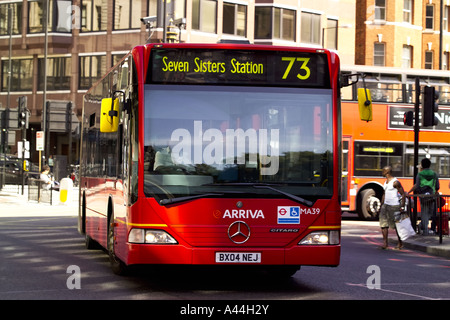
[228,221,251,244]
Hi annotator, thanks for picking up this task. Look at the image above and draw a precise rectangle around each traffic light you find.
[422,86,439,127]
[18,96,29,129]
[0,108,6,129]
[403,110,414,126]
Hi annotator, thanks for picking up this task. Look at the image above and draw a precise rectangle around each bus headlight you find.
[129,229,177,244]
[298,230,340,245]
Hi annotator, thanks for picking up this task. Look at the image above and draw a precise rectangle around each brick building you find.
[356,0,450,70]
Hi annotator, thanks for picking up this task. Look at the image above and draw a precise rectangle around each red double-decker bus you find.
[341,65,450,219]
[78,43,342,276]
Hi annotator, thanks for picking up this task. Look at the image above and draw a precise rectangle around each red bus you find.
[78,43,342,276]
[341,65,450,219]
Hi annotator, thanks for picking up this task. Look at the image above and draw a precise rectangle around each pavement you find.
[1,185,449,259]
[0,184,78,217]
[390,233,450,259]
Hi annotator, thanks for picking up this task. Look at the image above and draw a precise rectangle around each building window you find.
[374,43,385,66]
[301,11,320,44]
[114,0,142,30]
[192,0,217,33]
[426,5,434,30]
[443,52,449,70]
[79,55,107,90]
[1,59,33,92]
[81,0,107,32]
[112,53,127,67]
[403,0,412,23]
[28,0,72,33]
[425,51,433,69]
[38,57,71,91]
[402,45,412,68]
[223,2,246,37]
[278,8,295,41]
[174,0,186,22]
[255,6,295,41]
[444,6,449,31]
[0,2,22,35]
[28,1,46,33]
[325,19,338,49]
[375,0,386,21]
[254,7,271,39]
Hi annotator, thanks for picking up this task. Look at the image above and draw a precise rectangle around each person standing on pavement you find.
[40,165,54,190]
[408,158,440,235]
[379,166,406,249]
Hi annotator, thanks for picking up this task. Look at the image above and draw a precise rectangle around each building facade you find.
[356,0,450,69]
[0,0,355,164]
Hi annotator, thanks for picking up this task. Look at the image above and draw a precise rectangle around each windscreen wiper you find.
[159,191,245,206]
[159,193,224,206]
[252,185,313,207]
[206,183,314,207]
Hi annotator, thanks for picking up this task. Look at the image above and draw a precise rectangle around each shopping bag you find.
[396,216,416,241]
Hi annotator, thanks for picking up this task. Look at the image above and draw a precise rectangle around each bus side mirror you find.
[358,88,372,122]
[100,98,119,133]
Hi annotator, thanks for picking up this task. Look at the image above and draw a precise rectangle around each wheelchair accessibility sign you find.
[277,206,300,224]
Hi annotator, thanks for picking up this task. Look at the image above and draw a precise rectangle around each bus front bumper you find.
[126,244,341,267]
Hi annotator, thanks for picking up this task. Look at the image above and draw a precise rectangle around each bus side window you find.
[118,123,123,178]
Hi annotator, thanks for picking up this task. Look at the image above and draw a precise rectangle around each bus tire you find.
[107,210,128,275]
[359,189,380,220]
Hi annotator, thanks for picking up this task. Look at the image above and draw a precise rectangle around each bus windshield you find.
[143,84,333,203]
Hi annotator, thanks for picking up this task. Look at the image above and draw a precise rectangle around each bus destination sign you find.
[148,48,330,88]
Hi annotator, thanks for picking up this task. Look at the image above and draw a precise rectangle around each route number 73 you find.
[281,57,311,80]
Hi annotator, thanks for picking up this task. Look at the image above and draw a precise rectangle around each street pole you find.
[21,139,25,195]
[68,102,73,167]
[7,5,12,110]
[2,4,13,190]
[6,5,12,156]
[43,0,49,164]
[412,77,420,230]
[163,0,167,42]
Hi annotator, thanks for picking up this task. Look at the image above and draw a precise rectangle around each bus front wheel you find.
[359,189,381,220]
[107,212,128,275]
